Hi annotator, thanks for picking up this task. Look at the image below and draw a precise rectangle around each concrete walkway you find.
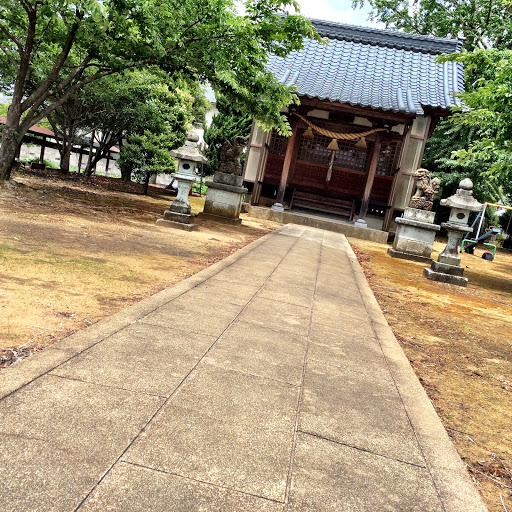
[0,225,486,512]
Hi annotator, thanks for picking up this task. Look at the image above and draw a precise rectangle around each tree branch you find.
[20,18,82,114]
[0,43,18,69]
[0,22,23,54]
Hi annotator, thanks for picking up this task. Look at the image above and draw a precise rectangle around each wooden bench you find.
[290,190,356,221]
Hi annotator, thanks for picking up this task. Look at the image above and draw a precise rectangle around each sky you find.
[294,0,380,27]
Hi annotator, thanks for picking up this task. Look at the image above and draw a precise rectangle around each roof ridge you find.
[308,17,463,54]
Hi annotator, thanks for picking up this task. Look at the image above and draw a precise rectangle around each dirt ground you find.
[349,238,512,512]
[0,170,279,362]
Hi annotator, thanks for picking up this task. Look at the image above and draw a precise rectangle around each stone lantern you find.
[156,130,207,231]
[424,178,484,287]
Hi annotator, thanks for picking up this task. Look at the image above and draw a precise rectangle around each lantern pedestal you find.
[157,130,206,232]
[388,208,441,263]
[157,173,198,231]
[199,172,248,224]
[423,223,469,286]
[423,179,484,287]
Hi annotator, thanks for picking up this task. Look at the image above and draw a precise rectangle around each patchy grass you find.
[349,237,512,512]
[0,171,280,361]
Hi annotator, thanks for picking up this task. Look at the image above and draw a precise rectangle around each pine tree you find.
[204,97,253,176]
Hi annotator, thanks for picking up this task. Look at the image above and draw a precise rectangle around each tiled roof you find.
[269,18,464,116]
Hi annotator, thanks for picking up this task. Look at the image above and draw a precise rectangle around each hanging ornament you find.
[327,138,339,151]
[303,126,314,139]
[326,152,335,182]
[355,136,367,150]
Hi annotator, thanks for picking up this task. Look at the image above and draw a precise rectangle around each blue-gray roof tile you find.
[269,18,464,115]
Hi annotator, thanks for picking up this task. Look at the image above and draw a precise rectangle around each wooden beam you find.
[298,97,413,124]
[276,116,300,203]
[358,133,382,220]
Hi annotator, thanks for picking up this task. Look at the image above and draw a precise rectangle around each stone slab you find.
[287,433,443,512]
[299,360,425,466]
[246,205,388,243]
[170,363,299,431]
[204,321,306,385]
[388,248,433,263]
[140,297,243,337]
[124,403,294,502]
[51,324,217,396]
[82,461,283,511]
[197,212,243,224]
[258,280,316,308]
[424,268,468,287]
[163,210,195,224]
[0,375,162,512]
[237,296,311,336]
[431,260,465,277]
[155,218,197,231]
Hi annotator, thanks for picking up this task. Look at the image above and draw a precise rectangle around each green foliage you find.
[0,0,319,154]
[192,182,209,195]
[435,49,512,200]
[352,0,512,50]
[204,96,253,175]
[117,72,194,185]
[191,88,211,127]
[353,0,512,204]
[119,132,176,186]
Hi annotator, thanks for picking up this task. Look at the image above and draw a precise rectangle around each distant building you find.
[243,18,463,231]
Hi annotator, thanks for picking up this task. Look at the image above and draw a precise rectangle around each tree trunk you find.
[0,110,22,184]
[60,143,72,174]
[143,172,151,195]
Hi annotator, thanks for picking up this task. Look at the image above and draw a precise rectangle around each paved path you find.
[0,225,486,511]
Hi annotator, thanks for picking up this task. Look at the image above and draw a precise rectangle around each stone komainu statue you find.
[219,136,248,176]
[410,168,441,211]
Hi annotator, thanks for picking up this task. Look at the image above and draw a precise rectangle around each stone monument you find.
[388,168,441,262]
[200,137,248,224]
[424,178,484,287]
[156,130,206,231]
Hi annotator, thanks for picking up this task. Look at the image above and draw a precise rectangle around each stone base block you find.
[387,249,432,264]
[213,172,244,187]
[438,254,461,267]
[163,210,195,224]
[202,181,248,222]
[168,201,191,215]
[196,212,242,225]
[353,218,368,228]
[423,268,468,287]
[156,218,197,231]
[431,261,464,277]
[403,207,436,223]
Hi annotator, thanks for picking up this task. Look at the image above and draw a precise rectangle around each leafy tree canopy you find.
[352,0,512,50]
[353,0,512,208]
[0,0,320,182]
[437,49,512,199]
[204,96,253,175]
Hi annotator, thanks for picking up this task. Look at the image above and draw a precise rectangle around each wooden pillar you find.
[276,116,300,203]
[252,130,271,205]
[383,125,411,231]
[358,133,382,220]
